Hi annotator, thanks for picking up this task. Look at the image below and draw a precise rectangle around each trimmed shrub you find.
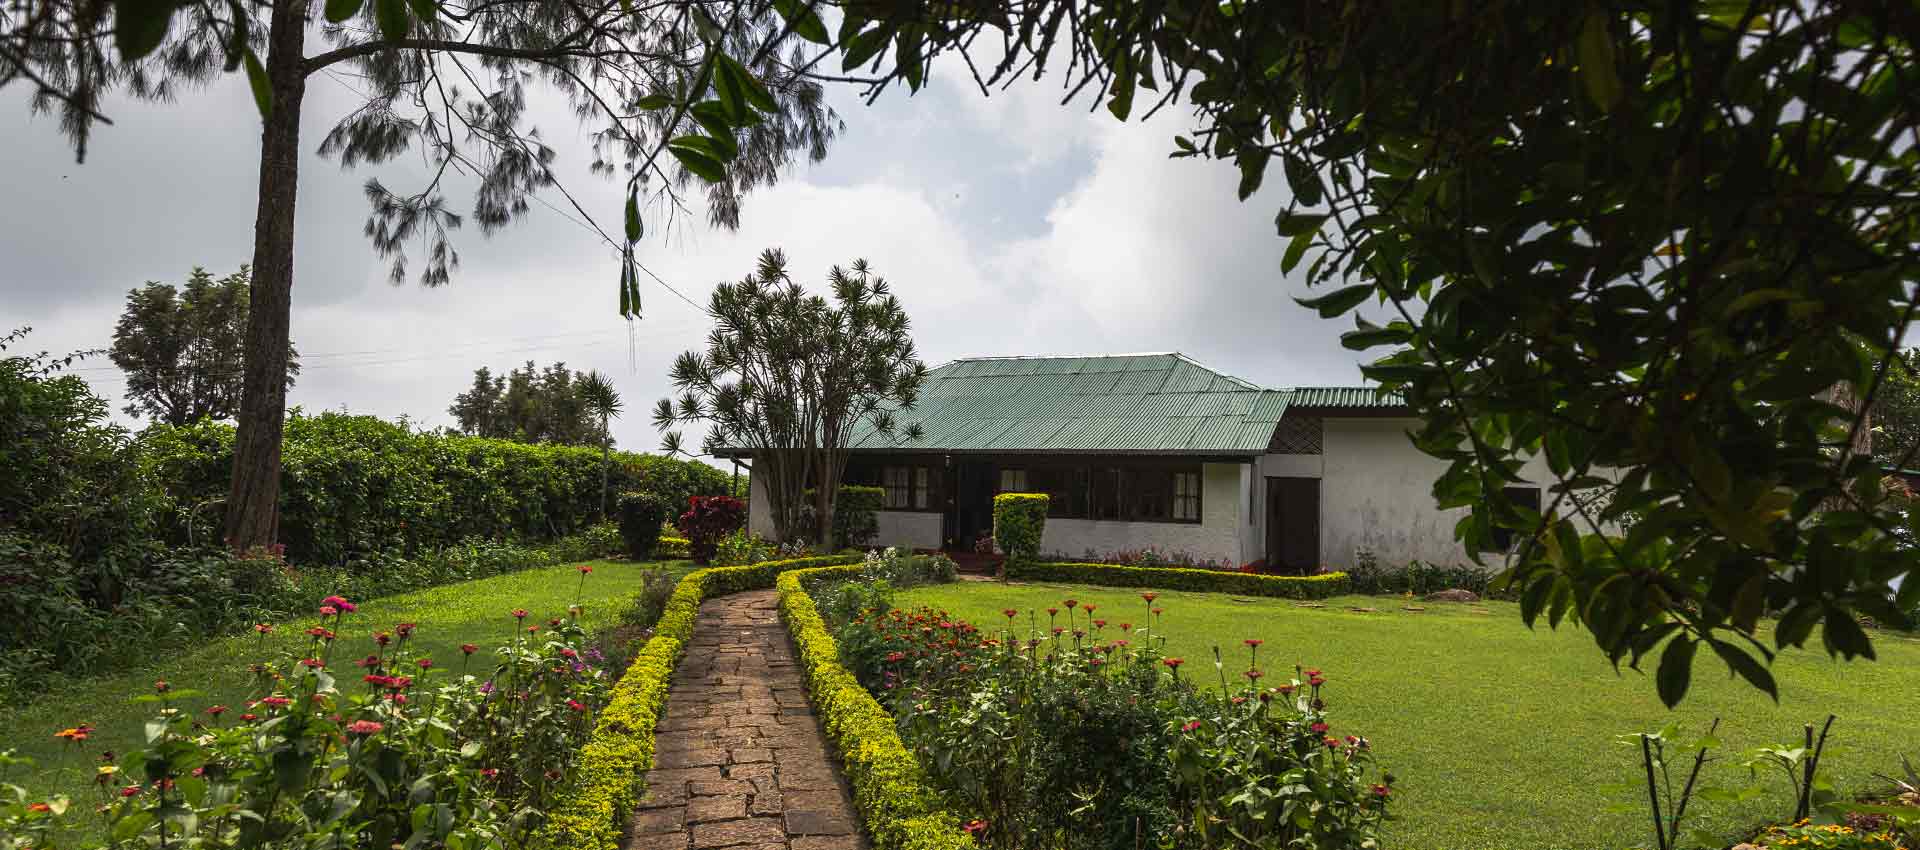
[992,493,1049,575]
[615,491,672,560]
[137,412,732,564]
[534,553,861,850]
[778,565,978,850]
[1011,561,1351,600]
[675,495,746,564]
[657,536,691,559]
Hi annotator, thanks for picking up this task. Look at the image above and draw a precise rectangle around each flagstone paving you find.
[625,589,868,850]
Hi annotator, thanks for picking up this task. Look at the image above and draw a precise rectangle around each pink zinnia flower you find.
[346,720,383,735]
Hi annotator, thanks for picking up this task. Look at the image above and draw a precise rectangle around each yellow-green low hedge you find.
[777,566,978,850]
[656,535,690,559]
[1010,561,1352,599]
[532,553,861,850]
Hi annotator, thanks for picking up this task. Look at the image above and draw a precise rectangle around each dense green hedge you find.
[779,566,978,850]
[993,493,1049,572]
[534,553,861,850]
[138,412,731,564]
[1011,561,1352,599]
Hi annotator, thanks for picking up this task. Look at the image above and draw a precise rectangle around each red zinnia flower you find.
[1093,619,1106,628]
[1119,622,1132,631]
[395,623,416,638]
[1371,784,1391,797]
[511,609,529,620]
[578,565,593,574]
[346,720,384,735]
[1181,719,1202,732]
[254,623,273,634]
[240,713,258,721]
[1047,607,1058,616]
[560,648,577,659]
[481,768,499,778]
[1063,599,1077,609]
[417,658,433,670]
[1001,608,1017,620]
[461,644,479,655]
[307,627,335,640]
[566,699,587,712]
[259,696,291,707]
[154,680,169,693]
[318,605,338,616]
[1082,604,1095,615]
[1244,639,1264,648]
[355,655,381,668]
[300,658,324,669]
[1245,669,1263,680]
[1163,658,1184,669]
[119,785,141,798]
[1323,736,1340,748]
[962,820,988,836]
[27,802,50,813]
[1310,722,1329,733]
[526,625,539,634]
[1152,607,1164,616]
[374,631,392,646]
[1141,592,1157,603]
[206,705,227,716]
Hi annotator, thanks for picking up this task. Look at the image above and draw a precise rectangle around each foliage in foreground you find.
[831,588,1390,849]
[799,0,1920,704]
[0,590,610,849]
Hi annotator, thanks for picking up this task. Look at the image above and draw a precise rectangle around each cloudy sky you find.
[1,44,1371,458]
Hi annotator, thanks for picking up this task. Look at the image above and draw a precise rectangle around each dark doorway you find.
[951,461,996,550]
[1266,477,1321,574]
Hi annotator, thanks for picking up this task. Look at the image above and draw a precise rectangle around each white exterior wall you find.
[1038,462,1245,566]
[1246,418,1552,570]
[746,474,777,539]
[872,510,942,550]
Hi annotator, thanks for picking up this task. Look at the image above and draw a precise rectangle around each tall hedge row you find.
[138,412,732,564]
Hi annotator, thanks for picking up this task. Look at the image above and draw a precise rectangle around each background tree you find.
[447,360,604,446]
[578,369,623,518]
[654,248,925,547]
[1871,350,1920,470]
[4,0,843,552]
[810,0,1919,702]
[109,266,300,426]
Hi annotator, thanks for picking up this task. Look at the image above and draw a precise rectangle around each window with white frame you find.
[1172,471,1202,520]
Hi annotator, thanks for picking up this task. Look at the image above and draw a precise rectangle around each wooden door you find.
[1266,477,1321,574]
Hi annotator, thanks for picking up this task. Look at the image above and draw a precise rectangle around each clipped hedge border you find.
[777,566,978,850]
[533,553,860,850]
[1010,561,1352,599]
[657,535,691,559]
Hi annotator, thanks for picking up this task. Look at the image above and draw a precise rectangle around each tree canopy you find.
[448,360,614,447]
[109,266,300,426]
[786,0,1919,704]
[654,248,925,546]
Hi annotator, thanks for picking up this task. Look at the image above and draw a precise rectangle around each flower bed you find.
[817,583,1391,849]
[532,554,860,850]
[1012,561,1351,599]
[777,565,978,850]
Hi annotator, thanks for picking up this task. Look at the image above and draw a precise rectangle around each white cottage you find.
[731,353,1550,571]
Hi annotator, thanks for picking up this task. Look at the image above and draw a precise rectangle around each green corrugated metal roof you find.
[1289,386,1406,408]
[745,354,1405,457]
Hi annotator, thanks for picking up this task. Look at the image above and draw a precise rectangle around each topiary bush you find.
[615,491,671,560]
[992,493,1049,577]
[675,495,746,565]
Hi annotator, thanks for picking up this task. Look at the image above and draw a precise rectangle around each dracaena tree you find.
[801,0,1918,703]
[3,0,843,551]
[654,247,925,547]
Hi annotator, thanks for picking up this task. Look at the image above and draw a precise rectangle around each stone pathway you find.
[625,589,869,850]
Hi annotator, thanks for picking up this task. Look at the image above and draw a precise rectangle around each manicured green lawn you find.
[0,558,688,807]
[895,581,1920,850]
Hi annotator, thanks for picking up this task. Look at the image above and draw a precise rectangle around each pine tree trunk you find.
[224,0,310,553]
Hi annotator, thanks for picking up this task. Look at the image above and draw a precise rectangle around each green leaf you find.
[1281,154,1322,206]
[1235,150,1268,200]
[773,0,831,44]
[375,0,410,41]
[243,49,274,119]
[624,188,642,243]
[1577,9,1622,111]
[842,27,892,72]
[1342,325,1412,350]
[635,94,672,111]
[669,135,734,164]
[1108,73,1136,121]
[1281,229,1314,274]
[1708,639,1778,701]
[324,0,367,23]
[1294,284,1372,318]
[1656,633,1696,708]
[715,53,777,114]
[114,0,176,60]
[1275,212,1328,238]
[668,144,727,183]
